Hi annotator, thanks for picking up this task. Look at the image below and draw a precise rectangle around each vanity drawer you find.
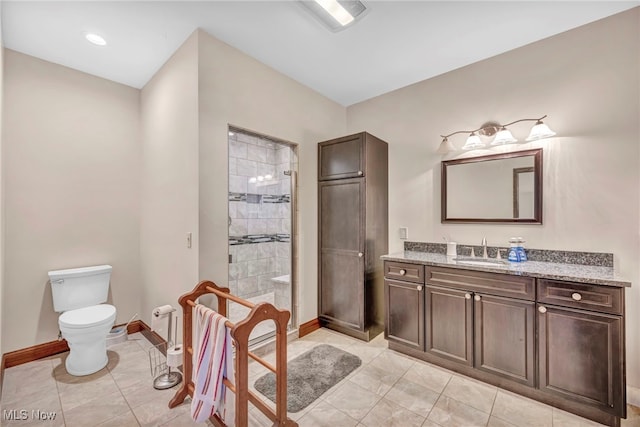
[384,261,424,284]
[537,279,623,315]
[426,266,535,301]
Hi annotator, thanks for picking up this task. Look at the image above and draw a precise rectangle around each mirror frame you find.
[441,148,543,224]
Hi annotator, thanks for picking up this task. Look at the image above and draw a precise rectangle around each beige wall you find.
[197,30,346,325]
[2,50,142,352]
[347,8,640,389]
[140,33,200,331]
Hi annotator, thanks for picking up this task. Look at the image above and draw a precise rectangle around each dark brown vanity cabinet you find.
[383,261,627,426]
[538,280,625,417]
[318,132,388,341]
[425,267,536,385]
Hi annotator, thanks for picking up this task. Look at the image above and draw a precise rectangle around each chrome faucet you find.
[481,237,488,259]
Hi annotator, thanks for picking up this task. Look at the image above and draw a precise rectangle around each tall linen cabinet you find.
[317,132,388,341]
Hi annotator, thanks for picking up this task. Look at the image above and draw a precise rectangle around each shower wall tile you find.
[230,140,248,158]
[237,159,258,177]
[238,276,259,296]
[276,147,290,163]
[236,133,257,145]
[276,242,290,258]
[235,244,258,262]
[279,203,290,219]
[229,157,237,175]
[279,179,290,196]
[229,175,247,193]
[275,257,289,275]
[266,149,276,164]
[229,218,248,236]
[248,219,267,234]
[248,258,274,277]
[228,201,238,219]
[258,274,276,294]
[267,219,280,234]
[229,261,248,280]
[280,219,290,234]
[257,242,276,259]
[228,280,238,295]
[257,163,276,177]
[247,145,267,162]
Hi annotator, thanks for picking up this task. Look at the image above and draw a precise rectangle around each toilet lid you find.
[59,304,116,329]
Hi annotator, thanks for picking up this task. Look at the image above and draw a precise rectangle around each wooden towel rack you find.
[169,280,298,427]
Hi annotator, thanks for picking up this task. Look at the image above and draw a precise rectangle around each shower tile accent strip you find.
[228,192,290,203]
[230,233,291,246]
[403,241,613,267]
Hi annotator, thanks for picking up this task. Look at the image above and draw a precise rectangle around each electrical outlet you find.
[399,227,408,240]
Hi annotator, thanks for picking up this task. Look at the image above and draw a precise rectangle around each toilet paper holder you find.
[149,307,182,390]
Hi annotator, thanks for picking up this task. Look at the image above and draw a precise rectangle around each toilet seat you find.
[59,304,116,329]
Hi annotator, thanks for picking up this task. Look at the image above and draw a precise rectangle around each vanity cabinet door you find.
[385,279,424,351]
[474,294,535,386]
[425,285,473,366]
[318,134,365,181]
[538,304,625,416]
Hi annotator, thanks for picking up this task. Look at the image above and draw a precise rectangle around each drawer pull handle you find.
[399,269,406,276]
[465,293,471,300]
[571,292,582,301]
[417,285,423,291]
[357,171,363,176]
[474,295,481,301]
[539,306,547,313]
[358,252,363,258]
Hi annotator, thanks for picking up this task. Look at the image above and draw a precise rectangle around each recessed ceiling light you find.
[299,0,368,32]
[85,33,107,46]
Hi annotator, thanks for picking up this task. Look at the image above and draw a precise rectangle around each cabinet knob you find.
[357,170,363,176]
[417,285,423,291]
[358,252,364,258]
[399,269,406,276]
[571,292,582,301]
[474,295,481,301]
[539,306,547,313]
[465,293,471,300]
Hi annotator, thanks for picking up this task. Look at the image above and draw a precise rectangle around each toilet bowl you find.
[49,264,115,376]
[59,304,116,376]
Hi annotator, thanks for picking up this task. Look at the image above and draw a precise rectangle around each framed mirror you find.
[441,148,543,223]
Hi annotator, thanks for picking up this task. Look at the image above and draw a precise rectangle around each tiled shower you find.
[228,128,296,340]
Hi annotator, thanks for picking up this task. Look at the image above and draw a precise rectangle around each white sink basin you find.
[454,258,509,267]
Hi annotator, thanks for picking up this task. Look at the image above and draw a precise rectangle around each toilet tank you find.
[48,265,113,312]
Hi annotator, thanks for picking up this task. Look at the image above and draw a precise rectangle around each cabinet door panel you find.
[318,135,364,181]
[425,285,473,366]
[318,178,364,330]
[319,179,363,251]
[475,295,535,386]
[538,305,624,416]
[320,251,363,329]
[385,279,424,350]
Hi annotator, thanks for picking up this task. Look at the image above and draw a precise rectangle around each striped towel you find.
[191,304,235,424]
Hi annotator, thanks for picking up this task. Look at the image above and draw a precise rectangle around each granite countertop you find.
[381,251,631,287]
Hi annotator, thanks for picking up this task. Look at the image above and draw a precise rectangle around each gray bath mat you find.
[254,344,362,412]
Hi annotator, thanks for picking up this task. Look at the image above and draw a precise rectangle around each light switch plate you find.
[399,227,408,240]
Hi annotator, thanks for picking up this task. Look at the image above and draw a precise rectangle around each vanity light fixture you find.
[438,115,555,153]
[298,0,368,32]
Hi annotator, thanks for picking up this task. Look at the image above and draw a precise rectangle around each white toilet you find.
[48,265,116,376]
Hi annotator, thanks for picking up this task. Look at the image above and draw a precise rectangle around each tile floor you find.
[1,329,639,427]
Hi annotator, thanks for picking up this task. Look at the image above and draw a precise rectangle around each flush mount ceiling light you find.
[438,115,556,154]
[84,32,107,46]
[299,0,368,32]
